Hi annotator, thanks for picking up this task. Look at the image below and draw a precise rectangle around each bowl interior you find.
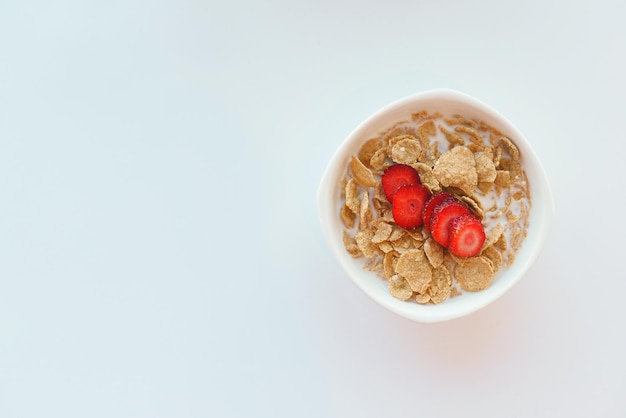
[317,89,554,323]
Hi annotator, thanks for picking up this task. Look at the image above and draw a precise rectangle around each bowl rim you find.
[317,88,555,323]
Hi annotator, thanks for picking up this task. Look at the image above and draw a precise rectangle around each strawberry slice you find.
[422,192,453,233]
[381,164,421,203]
[448,214,486,257]
[429,200,471,246]
[391,184,431,229]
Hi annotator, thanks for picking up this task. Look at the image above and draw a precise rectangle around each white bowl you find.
[317,88,554,323]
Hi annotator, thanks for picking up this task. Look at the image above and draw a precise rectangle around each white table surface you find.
[1,0,624,417]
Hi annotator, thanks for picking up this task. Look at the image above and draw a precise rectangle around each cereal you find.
[445,116,476,127]
[455,125,484,147]
[482,246,503,272]
[454,257,494,292]
[424,238,444,268]
[370,148,388,171]
[345,178,360,214]
[391,137,424,164]
[388,225,406,242]
[429,265,452,304]
[506,210,520,224]
[411,162,441,193]
[393,235,420,254]
[389,275,413,301]
[430,141,441,160]
[483,223,504,249]
[406,229,425,243]
[498,136,520,161]
[450,287,462,298]
[383,127,405,145]
[433,146,478,195]
[494,170,511,187]
[474,152,497,183]
[371,221,393,243]
[417,120,437,149]
[492,144,503,167]
[460,195,484,219]
[350,155,377,188]
[396,250,433,293]
[355,229,377,258]
[494,232,507,251]
[365,256,383,274]
[498,158,522,182]
[386,134,413,152]
[395,249,433,293]
[416,293,431,304]
[343,231,361,257]
[383,252,396,278]
[411,110,429,121]
[359,138,383,168]
[376,241,392,254]
[340,203,356,229]
[359,191,372,230]
[439,125,465,146]
[477,181,493,194]
[338,110,532,304]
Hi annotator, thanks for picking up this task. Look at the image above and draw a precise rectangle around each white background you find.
[0,0,624,417]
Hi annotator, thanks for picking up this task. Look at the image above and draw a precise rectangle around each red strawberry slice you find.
[448,214,486,257]
[381,164,421,203]
[430,200,471,246]
[391,184,431,229]
[422,192,453,233]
